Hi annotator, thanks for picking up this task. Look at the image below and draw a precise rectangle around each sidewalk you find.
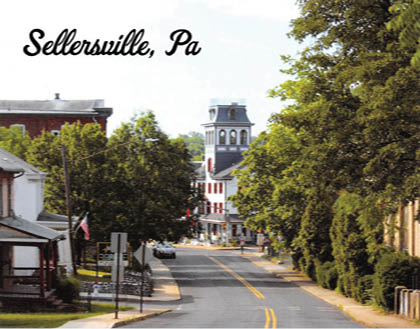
[241,252,420,328]
[60,258,180,328]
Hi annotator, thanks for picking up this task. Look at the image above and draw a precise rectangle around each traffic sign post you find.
[134,242,152,313]
[111,232,127,319]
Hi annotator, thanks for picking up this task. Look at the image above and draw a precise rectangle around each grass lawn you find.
[0,302,134,328]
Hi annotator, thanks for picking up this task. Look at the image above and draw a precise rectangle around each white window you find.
[51,130,60,136]
[10,124,25,134]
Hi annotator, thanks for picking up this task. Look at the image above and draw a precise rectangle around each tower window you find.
[229,109,236,120]
[240,130,248,145]
[230,130,237,145]
[219,130,226,145]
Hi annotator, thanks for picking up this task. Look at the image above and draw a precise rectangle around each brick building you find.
[0,93,113,137]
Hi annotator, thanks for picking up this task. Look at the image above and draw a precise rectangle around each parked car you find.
[154,243,176,259]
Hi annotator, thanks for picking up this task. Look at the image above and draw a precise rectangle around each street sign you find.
[112,253,124,283]
[111,232,127,253]
[134,245,153,266]
[97,242,129,266]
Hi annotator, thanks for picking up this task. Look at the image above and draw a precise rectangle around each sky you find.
[0,0,304,138]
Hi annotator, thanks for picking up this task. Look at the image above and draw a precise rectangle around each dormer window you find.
[209,109,216,120]
[229,109,236,120]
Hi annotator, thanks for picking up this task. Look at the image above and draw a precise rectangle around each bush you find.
[316,261,338,290]
[372,250,418,310]
[56,277,80,303]
[355,274,374,304]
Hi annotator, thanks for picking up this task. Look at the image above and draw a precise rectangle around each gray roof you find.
[0,216,64,241]
[0,99,112,117]
[200,213,245,223]
[212,161,245,180]
[194,163,206,180]
[202,104,253,126]
[0,148,46,175]
[37,211,69,223]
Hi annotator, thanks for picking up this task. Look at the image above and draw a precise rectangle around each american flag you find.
[80,213,90,240]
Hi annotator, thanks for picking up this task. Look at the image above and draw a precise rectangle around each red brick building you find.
[0,93,113,137]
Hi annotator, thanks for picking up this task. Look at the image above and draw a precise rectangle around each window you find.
[240,130,247,145]
[219,130,226,145]
[208,183,212,194]
[219,183,223,194]
[0,178,12,218]
[209,109,216,120]
[229,109,236,120]
[230,130,237,145]
[10,124,25,134]
[203,183,206,194]
[214,183,217,194]
[51,130,60,136]
[219,202,223,214]
[207,158,213,173]
[214,203,218,213]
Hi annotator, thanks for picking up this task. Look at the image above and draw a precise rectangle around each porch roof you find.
[0,216,64,241]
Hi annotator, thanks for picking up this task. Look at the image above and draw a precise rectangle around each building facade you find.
[0,93,112,137]
[194,102,255,244]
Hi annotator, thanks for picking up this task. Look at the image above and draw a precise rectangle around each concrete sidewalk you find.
[241,252,420,328]
[59,258,180,328]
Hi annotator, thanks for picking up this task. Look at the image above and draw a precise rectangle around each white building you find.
[194,102,256,244]
[0,148,74,274]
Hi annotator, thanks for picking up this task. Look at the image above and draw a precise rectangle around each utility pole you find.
[62,145,77,276]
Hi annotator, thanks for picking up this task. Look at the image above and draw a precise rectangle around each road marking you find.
[265,308,276,328]
[265,308,270,328]
[208,256,265,299]
[270,308,276,328]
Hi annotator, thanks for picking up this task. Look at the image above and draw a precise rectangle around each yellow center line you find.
[270,308,277,328]
[265,308,271,328]
[208,256,265,299]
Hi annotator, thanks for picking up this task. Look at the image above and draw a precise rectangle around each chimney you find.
[55,93,60,100]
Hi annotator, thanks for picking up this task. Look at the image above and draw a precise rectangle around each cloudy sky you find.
[0,0,303,138]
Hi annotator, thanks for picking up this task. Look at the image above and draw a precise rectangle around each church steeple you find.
[202,101,253,174]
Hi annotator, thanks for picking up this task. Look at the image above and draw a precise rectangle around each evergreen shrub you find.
[56,277,80,303]
[372,250,420,310]
[355,274,374,304]
[316,261,338,290]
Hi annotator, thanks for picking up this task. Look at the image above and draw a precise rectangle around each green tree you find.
[26,122,109,244]
[0,126,32,159]
[177,131,204,161]
[106,112,198,247]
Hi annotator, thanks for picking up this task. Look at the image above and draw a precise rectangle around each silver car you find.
[154,243,176,259]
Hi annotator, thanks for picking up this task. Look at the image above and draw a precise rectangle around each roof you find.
[0,216,64,241]
[200,213,245,223]
[0,148,46,175]
[202,104,253,126]
[37,211,69,223]
[0,99,112,117]
[194,163,206,180]
[212,161,245,180]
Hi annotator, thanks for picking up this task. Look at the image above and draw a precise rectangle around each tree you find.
[0,126,32,159]
[106,111,198,247]
[177,131,204,161]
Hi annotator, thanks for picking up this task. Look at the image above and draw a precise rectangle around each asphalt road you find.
[123,247,364,328]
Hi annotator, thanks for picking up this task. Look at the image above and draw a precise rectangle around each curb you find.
[242,254,420,328]
[111,309,172,328]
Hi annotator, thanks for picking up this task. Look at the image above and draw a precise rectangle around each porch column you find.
[46,242,51,291]
[39,244,45,298]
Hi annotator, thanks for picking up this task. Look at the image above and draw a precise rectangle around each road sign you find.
[134,245,153,266]
[97,242,129,266]
[111,232,127,253]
